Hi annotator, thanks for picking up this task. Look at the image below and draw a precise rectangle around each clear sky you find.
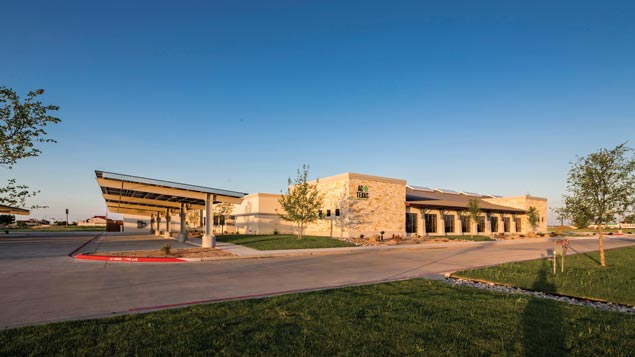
[2,1,634,223]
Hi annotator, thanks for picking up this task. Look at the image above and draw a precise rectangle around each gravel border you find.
[445,277,635,314]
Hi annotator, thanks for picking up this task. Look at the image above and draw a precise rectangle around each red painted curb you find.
[75,253,187,263]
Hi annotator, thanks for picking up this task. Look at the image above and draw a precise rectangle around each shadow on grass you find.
[567,245,601,265]
[522,258,566,355]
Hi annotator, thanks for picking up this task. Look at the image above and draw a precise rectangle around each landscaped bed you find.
[2,279,635,355]
[451,245,635,306]
[216,234,357,250]
[88,247,234,259]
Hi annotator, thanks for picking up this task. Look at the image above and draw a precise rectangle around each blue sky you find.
[2,1,634,223]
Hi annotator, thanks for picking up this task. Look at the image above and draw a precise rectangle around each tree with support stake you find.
[278,165,324,240]
[563,143,635,267]
[527,206,540,234]
[466,198,481,239]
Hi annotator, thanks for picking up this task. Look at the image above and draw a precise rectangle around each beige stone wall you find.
[305,173,406,238]
[484,195,548,233]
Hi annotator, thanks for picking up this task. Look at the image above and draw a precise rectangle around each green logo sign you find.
[357,185,369,199]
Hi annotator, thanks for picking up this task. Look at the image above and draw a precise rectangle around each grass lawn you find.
[3,279,635,355]
[216,234,356,250]
[452,246,635,305]
[438,235,494,242]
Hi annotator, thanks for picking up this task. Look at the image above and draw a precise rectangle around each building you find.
[99,170,547,240]
[233,172,547,238]
[77,215,108,227]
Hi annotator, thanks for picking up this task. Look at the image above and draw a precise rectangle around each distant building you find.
[77,215,108,227]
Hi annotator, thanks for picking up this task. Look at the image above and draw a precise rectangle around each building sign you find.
[356,185,369,200]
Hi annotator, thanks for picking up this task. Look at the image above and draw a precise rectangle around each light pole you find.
[65,209,69,226]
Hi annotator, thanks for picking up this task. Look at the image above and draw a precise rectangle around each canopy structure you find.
[0,204,30,216]
[95,170,247,247]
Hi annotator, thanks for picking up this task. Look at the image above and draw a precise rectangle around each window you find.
[476,216,485,233]
[213,216,225,225]
[318,210,323,219]
[461,216,470,233]
[444,214,455,233]
[490,216,498,232]
[515,217,521,232]
[326,209,331,217]
[503,217,511,232]
[406,213,417,233]
[137,220,147,229]
[425,214,437,233]
[335,208,340,217]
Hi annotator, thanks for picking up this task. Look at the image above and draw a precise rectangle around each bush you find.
[273,229,279,235]
[359,234,365,239]
[161,243,171,256]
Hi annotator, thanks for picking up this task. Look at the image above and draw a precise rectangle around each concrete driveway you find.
[1,232,634,329]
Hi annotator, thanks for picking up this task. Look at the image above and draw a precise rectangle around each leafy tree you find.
[278,165,324,240]
[214,202,234,234]
[0,214,15,225]
[466,198,481,238]
[623,214,635,224]
[0,178,40,208]
[1,86,60,209]
[527,206,540,233]
[563,143,635,267]
[551,206,567,227]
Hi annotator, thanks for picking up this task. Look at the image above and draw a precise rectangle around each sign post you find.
[552,238,570,274]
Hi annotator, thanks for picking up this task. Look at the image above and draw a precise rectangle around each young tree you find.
[551,206,567,227]
[1,86,60,209]
[278,165,324,240]
[563,143,635,267]
[214,202,234,234]
[466,198,481,239]
[527,206,540,233]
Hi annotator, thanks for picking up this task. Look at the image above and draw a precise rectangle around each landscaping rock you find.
[445,277,635,315]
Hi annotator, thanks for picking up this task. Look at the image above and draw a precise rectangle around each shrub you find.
[273,229,279,235]
[161,243,171,256]
[359,234,365,239]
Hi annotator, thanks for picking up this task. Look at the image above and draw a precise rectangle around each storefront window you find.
[461,216,470,233]
[503,217,511,232]
[490,216,498,232]
[515,217,521,232]
[444,214,455,233]
[406,213,417,233]
[477,216,485,233]
[425,214,437,233]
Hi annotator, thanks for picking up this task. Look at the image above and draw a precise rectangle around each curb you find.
[67,233,103,257]
[74,253,187,263]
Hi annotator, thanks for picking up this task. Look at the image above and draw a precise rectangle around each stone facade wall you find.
[483,195,548,233]
[304,173,406,238]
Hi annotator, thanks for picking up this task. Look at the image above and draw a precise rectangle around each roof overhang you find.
[406,200,526,214]
[0,204,30,215]
[95,170,247,217]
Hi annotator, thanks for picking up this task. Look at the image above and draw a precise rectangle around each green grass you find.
[439,235,494,241]
[452,246,635,305]
[3,279,635,355]
[216,234,356,250]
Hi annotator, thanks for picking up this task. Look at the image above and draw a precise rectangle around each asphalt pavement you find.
[1,231,634,329]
